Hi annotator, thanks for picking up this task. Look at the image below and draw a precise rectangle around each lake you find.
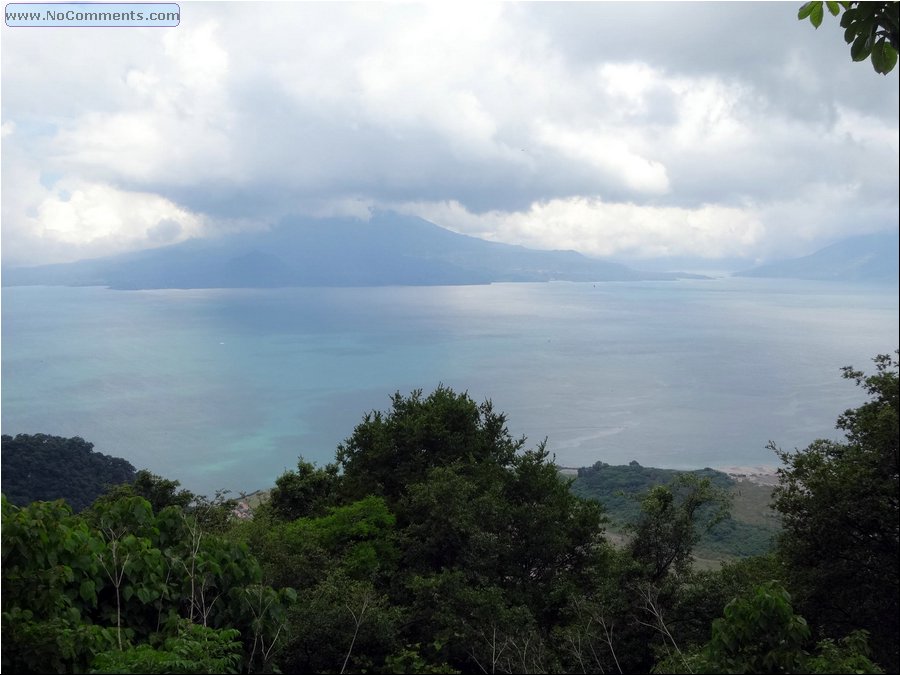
[2,278,897,496]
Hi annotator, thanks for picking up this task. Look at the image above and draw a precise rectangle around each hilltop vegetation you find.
[1,434,136,512]
[570,462,779,560]
[2,353,897,673]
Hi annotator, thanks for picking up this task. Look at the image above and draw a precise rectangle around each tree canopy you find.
[1,434,136,512]
[1,493,293,674]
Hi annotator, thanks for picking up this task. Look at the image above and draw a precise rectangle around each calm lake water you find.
[2,278,898,496]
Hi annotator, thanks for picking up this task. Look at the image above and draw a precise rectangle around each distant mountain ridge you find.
[3,212,701,289]
[735,231,899,284]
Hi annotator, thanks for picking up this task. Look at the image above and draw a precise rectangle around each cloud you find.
[2,2,897,266]
[393,197,766,259]
[535,120,671,195]
[48,19,236,187]
[1,177,210,265]
[394,178,896,263]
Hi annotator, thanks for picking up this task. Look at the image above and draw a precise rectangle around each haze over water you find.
[2,278,897,496]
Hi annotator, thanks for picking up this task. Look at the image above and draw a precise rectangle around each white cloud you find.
[596,62,658,113]
[832,105,900,151]
[34,180,207,245]
[668,76,752,150]
[2,175,210,265]
[535,121,670,194]
[48,19,237,186]
[162,19,229,95]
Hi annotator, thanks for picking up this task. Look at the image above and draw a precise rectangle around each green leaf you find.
[132,501,149,524]
[825,0,840,16]
[136,587,156,604]
[79,579,96,603]
[883,44,898,74]
[857,2,876,19]
[810,2,825,27]
[871,38,898,74]
[851,33,872,61]
[871,37,887,71]
[840,7,856,28]
[798,1,819,20]
[864,28,875,51]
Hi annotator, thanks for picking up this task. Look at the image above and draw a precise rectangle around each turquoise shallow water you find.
[2,278,897,496]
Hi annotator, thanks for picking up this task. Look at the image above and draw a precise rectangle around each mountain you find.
[3,212,701,289]
[734,231,899,284]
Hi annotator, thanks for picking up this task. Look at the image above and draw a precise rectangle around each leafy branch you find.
[799,1,899,73]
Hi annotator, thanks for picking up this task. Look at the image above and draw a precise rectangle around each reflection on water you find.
[3,278,898,495]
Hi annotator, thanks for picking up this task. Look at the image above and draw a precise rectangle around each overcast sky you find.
[2,1,898,267]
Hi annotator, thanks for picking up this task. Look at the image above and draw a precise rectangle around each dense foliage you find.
[1,491,292,673]
[2,356,897,673]
[1,434,136,511]
[657,581,882,674]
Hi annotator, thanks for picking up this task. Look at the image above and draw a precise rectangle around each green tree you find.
[1,496,113,673]
[259,495,398,589]
[698,581,811,674]
[628,474,731,582]
[393,446,608,643]
[495,445,609,617]
[771,352,899,671]
[798,1,899,73]
[655,581,882,674]
[278,573,401,674]
[90,620,243,674]
[90,471,236,534]
[335,386,522,505]
[550,476,734,674]
[665,554,788,653]
[268,459,340,521]
[2,490,293,673]
[251,386,612,673]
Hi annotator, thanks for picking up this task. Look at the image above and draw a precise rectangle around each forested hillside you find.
[1,434,136,511]
[2,353,897,673]
[570,462,779,559]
